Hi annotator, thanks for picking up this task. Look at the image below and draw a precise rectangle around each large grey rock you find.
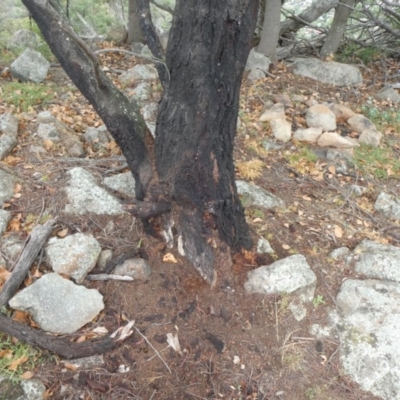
[114,258,152,280]
[83,126,110,146]
[374,191,400,220]
[0,134,18,161]
[104,171,136,197]
[36,123,61,142]
[0,169,14,205]
[236,180,284,209]
[375,86,400,103]
[0,209,11,235]
[292,58,363,87]
[0,236,24,267]
[65,167,125,215]
[130,82,152,102]
[350,239,400,282]
[245,49,271,82]
[244,254,316,296]
[337,279,400,399]
[306,104,337,131]
[37,110,56,124]
[46,233,102,283]
[142,102,159,121]
[10,29,38,49]
[120,64,158,85]
[0,113,19,136]
[0,373,46,400]
[0,113,19,160]
[245,254,316,320]
[10,48,50,83]
[9,273,104,334]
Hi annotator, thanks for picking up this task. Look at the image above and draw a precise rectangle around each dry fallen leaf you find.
[0,349,13,359]
[0,267,11,284]
[163,253,178,263]
[20,371,34,380]
[8,355,29,371]
[57,228,69,237]
[334,225,343,238]
[282,244,290,250]
[63,362,78,371]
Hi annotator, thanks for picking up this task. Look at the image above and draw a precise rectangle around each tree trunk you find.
[156,0,256,283]
[258,0,282,61]
[280,0,339,36]
[128,0,146,44]
[320,0,357,57]
[22,0,256,285]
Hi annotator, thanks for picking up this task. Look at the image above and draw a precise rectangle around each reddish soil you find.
[1,50,399,399]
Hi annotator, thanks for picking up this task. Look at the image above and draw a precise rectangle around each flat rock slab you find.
[0,209,11,235]
[337,279,400,399]
[236,180,284,209]
[9,273,104,334]
[46,233,102,283]
[292,58,363,87]
[64,167,125,215]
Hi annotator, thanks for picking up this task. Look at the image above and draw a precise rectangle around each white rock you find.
[292,58,362,87]
[65,167,125,215]
[9,273,104,334]
[46,233,102,283]
[358,129,382,147]
[256,237,274,254]
[236,180,284,209]
[270,118,292,142]
[317,131,359,149]
[348,114,377,133]
[293,127,322,143]
[337,279,400,399]
[350,239,400,282]
[244,254,316,298]
[306,104,337,131]
[259,103,285,122]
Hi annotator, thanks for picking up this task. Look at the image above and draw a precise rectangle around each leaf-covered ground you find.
[1,47,399,399]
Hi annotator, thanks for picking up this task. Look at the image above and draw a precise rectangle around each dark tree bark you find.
[21,0,256,285]
[156,0,257,283]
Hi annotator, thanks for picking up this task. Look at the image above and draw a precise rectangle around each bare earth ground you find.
[1,50,400,399]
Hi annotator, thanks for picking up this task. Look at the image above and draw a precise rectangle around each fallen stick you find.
[0,218,57,308]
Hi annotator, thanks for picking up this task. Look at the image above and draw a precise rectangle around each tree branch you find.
[137,0,169,87]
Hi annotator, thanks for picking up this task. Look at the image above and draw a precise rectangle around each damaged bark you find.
[21,0,256,285]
